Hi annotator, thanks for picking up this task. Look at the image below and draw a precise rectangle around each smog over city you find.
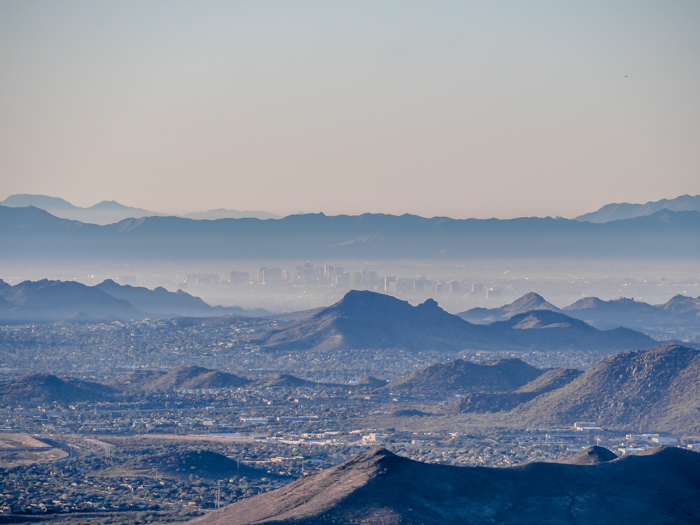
[1,2,700,524]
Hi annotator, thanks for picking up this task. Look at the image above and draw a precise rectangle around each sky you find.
[0,1,699,219]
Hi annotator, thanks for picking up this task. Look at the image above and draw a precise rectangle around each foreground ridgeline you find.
[188,447,700,525]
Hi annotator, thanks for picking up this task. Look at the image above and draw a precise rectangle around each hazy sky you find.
[1,1,699,219]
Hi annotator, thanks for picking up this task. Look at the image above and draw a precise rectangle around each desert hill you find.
[514,344,700,433]
[252,291,655,353]
[252,374,325,388]
[252,291,483,352]
[124,449,286,481]
[561,446,618,465]
[188,447,700,525]
[111,366,251,393]
[0,374,116,404]
[387,358,545,393]
[444,366,584,414]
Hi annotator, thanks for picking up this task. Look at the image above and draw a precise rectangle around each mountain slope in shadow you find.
[188,447,700,525]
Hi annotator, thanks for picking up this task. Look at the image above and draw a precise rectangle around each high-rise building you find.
[383,276,396,292]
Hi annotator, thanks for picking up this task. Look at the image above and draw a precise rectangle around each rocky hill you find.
[111,366,251,393]
[252,290,656,353]
[0,374,116,404]
[188,447,700,525]
[514,344,700,433]
[125,449,286,481]
[387,358,545,393]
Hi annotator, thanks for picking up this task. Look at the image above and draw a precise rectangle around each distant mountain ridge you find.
[459,292,700,337]
[188,446,700,525]
[253,290,656,352]
[576,194,700,223]
[0,194,280,225]
[0,194,165,225]
[0,278,264,323]
[3,205,700,260]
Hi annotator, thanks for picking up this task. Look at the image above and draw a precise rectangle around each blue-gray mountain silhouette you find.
[253,290,655,352]
[3,205,700,260]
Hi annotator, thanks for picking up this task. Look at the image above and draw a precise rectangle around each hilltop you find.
[252,290,656,353]
[188,447,700,525]
[458,292,559,323]
[561,446,618,465]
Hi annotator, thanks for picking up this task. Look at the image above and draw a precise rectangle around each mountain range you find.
[5,192,699,226]
[0,279,264,323]
[0,194,280,224]
[188,446,700,525]
[253,290,656,353]
[576,194,700,223]
[458,292,700,335]
[1,365,367,404]
[3,205,700,261]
